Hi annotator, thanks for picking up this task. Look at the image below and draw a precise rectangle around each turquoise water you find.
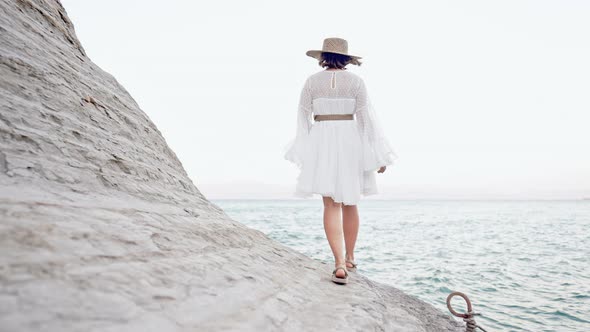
[212,199,590,332]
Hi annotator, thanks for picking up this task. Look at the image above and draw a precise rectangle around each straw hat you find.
[306,37,362,60]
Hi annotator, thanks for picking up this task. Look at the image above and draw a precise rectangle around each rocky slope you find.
[0,1,463,331]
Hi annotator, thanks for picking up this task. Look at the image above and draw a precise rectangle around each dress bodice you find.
[308,70,361,99]
[308,70,362,116]
[284,69,396,172]
[312,98,356,115]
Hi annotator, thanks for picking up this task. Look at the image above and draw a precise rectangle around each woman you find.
[284,37,396,284]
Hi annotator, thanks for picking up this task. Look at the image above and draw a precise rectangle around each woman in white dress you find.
[284,37,396,284]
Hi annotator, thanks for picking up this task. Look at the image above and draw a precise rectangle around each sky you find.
[61,0,590,200]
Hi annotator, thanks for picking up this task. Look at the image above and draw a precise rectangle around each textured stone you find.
[0,1,463,331]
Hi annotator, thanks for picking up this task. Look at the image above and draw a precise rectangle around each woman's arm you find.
[355,78,397,172]
[283,78,313,169]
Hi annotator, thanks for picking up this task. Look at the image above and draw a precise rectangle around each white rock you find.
[0,1,463,331]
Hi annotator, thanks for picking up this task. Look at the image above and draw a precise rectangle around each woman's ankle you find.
[335,258,346,266]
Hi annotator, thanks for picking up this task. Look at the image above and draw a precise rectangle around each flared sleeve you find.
[283,77,313,169]
[355,78,397,172]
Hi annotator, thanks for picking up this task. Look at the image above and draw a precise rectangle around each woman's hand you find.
[377,166,386,173]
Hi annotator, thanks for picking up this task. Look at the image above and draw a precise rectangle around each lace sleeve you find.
[283,77,313,169]
[355,78,397,172]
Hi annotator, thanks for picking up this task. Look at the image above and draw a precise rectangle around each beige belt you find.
[314,114,354,121]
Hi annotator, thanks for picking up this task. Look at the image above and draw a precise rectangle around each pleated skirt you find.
[294,119,378,205]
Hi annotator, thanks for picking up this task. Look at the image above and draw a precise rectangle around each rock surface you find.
[0,1,463,331]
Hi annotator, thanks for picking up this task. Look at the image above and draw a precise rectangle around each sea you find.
[211,199,590,332]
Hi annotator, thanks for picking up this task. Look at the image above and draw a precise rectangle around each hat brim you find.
[306,50,362,60]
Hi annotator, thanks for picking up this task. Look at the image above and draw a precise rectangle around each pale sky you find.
[62,0,590,200]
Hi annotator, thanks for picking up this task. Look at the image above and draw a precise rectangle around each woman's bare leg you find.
[342,204,359,268]
[322,196,346,278]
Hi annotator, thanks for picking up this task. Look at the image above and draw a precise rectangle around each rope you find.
[446,291,489,332]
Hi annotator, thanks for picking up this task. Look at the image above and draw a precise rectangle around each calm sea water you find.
[211,199,590,332]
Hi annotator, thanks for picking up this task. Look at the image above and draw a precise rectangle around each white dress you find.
[283,69,397,205]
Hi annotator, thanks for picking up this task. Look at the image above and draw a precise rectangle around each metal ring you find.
[446,291,473,319]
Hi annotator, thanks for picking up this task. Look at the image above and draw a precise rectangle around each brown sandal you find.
[331,264,349,284]
[345,259,358,272]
